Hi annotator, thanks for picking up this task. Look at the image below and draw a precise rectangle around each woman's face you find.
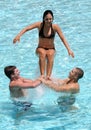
[44,13,53,26]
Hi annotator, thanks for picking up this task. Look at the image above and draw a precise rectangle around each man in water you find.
[4,65,41,110]
[40,67,84,111]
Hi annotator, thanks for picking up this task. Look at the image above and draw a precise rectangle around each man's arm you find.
[20,77,34,83]
[10,79,41,89]
[41,79,79,93]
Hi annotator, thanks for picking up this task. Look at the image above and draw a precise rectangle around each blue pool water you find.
[0,0,91,130]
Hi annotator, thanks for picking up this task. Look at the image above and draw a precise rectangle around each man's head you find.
[4,66,20,79]
[69,67,84,82]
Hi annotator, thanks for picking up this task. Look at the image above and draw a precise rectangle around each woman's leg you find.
[36,48,46,77]
[46,49,55,79]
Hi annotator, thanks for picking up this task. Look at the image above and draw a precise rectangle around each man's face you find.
[13,68,20,77]
[69,68,77,79]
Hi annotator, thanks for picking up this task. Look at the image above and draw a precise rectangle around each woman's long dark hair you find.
[43,10,54,21]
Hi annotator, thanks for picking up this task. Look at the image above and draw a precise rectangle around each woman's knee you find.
[37,48,46,56]
[38,52,46,60]
[47,51,55,60]
[47,50,55,56]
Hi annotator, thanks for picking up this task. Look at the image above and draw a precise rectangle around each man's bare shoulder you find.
[67,82,79,93]
[9,79,22,88]
[9,81,18,88]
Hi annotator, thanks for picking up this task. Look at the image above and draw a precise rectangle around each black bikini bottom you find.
[37,47,55,50]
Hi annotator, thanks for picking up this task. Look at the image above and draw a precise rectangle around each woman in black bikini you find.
[13,10,74,80]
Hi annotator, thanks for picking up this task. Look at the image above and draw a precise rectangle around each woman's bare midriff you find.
[38,38,55,49]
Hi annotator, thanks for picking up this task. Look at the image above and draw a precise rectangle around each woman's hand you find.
[13,35,20,44]
[68,49,74,58]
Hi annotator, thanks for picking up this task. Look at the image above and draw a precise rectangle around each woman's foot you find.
[46,76,51,80]
[40,75,45,79]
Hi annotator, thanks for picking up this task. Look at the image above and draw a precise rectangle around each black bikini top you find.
[39,23,55,39]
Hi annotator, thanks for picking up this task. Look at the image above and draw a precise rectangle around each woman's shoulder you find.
[35,21,42,24]
[52,23,59,27]
[30,21,42,28]
[34,21,43,28]
[52,23,60,31]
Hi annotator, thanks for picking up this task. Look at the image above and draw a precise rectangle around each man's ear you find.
[74,73,78,82]
[11,74,14,79]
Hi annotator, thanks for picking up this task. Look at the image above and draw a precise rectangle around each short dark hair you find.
[43,10,54,21]
[76,67,84,81]
[4,66,16,79]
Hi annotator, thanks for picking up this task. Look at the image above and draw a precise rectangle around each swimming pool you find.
[0,0,91,130]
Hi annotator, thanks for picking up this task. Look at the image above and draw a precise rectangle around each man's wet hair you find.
[75,67,84,81]
[4,66,16,79]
